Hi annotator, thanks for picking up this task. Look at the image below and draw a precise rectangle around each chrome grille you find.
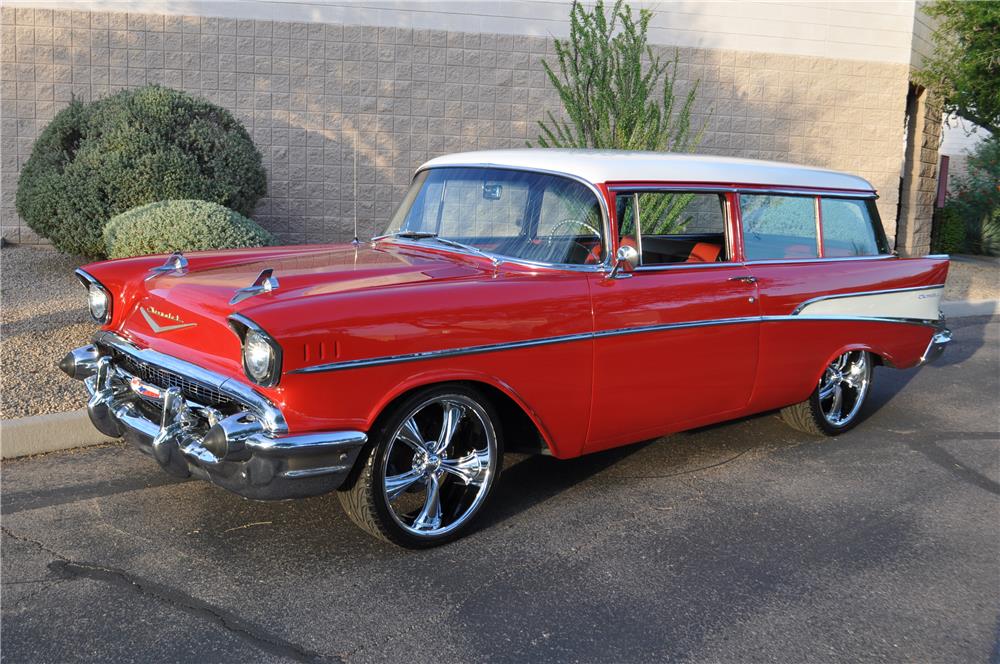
[111,350,233,408]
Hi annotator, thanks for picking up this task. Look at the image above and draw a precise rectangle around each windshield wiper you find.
[371,230,437,241]
[374,231,500,264]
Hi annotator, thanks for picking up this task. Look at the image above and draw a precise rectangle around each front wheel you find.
[338,385,503,548]
[780,350,873,436]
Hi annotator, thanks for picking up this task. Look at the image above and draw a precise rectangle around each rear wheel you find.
[780,350,873,436]
[338,385,503,548]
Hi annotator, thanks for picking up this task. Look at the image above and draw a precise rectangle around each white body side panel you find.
[796,287,943,322]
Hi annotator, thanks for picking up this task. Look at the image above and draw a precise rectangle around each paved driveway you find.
[3,316,998,663]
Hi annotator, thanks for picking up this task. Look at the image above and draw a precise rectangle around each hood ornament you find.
[145,251,188,280]
[230,269,279,305]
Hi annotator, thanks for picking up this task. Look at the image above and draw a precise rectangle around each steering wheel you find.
[546,218,602,242]
[536,218,603,264]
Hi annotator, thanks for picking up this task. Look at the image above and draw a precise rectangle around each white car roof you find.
[419,149,875,193]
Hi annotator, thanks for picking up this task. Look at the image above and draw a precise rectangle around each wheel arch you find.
[362,370,559,457]
[806,343,889,391]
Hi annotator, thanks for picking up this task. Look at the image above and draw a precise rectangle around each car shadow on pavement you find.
[863,314,993,416]
[476,411,795,535]
[859,314,1000,498]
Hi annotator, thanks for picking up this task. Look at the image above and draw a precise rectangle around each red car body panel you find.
[80,174,949,460]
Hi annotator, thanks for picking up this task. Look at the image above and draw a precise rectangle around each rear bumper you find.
[920,316,952,365]
[61,336,366,500]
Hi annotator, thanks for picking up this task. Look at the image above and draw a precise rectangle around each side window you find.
[618,191,729,265]
[739,194,818,260]
[821,198,887,257]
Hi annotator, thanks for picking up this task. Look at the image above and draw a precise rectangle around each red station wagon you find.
[62,150,952,547]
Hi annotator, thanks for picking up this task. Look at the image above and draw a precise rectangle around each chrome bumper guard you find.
[61,334,367,500]
[920,315,952,365]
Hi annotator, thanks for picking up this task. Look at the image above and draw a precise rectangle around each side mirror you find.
[607,245,639,279]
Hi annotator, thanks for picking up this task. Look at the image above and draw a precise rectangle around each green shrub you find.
[16,85,266,258]
[932,205,967,253]
[103,200,275,259]
[979,207,1000,257]
[947,136,1000,254]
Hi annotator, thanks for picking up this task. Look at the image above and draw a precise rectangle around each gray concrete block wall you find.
[1,7,912,249]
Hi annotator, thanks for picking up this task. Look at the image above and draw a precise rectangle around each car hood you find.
[112,242,488,377]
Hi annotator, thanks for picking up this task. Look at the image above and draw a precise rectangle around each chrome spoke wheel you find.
[380,394,498,538]
[817,350,871,427]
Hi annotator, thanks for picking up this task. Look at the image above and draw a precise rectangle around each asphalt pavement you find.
[3,315,998,663]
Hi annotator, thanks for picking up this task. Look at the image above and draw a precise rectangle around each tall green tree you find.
[533,0,709,233]
[914,0,999,134]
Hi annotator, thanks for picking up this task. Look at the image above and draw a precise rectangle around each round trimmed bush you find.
[16,85,266,258]
[103,200,275,259]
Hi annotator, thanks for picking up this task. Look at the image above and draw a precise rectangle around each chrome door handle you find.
[728,276,757,284]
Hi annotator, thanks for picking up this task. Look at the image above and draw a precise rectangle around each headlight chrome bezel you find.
[76,269,112,324]
[229,314,283,387]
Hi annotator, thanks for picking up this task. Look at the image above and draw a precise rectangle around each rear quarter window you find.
[820,198,888,256]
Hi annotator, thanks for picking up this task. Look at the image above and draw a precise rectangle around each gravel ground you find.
[0,244,996,420]
[1,246,91,419]
[944,255,1000,301]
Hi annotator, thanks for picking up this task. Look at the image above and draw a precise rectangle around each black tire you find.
[338,384,503,548]
[780,350,873,436]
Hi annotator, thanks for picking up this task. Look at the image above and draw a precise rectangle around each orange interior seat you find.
[686,242,721,263]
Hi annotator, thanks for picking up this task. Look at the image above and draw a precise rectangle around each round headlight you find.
[243,330,275,383]
[88,284,109,322]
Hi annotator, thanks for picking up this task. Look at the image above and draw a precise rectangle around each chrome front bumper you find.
[61,334,367,500]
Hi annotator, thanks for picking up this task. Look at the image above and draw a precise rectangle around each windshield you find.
[383,167,606,266]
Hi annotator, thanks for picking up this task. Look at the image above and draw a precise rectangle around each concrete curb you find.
[1,409,114,459]
[941,299,999,319]
[1,299,996,459]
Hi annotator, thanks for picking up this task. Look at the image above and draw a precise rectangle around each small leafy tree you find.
[913,0,999,134]
[945,135,1000,254]
[533,0,708,234]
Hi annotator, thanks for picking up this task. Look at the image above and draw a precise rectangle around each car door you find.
[585,189,760,453]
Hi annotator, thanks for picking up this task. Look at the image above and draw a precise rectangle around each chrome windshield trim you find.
[407,163,613,269]
[291,313,939,374]
[93,331,287,434]
[790,284,944,315]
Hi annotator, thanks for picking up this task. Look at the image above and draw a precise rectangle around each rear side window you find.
[739,194,818,260]
[820,198,888,256]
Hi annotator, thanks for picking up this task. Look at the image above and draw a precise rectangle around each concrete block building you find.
[1,1,944,254]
